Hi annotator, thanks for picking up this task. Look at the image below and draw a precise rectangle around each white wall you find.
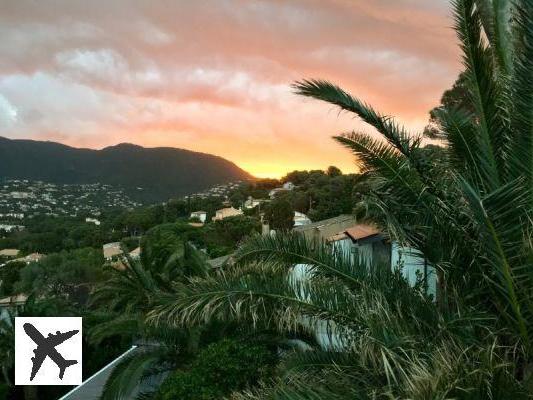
[391,242,437,298]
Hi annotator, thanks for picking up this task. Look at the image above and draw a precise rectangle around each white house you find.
[190,211,207,223]
[293,212,311,227]
[283,182,295,190]
[293,220,437,350]
[326,224,436,297]
[268,182,295,199]
[85,217,101,226]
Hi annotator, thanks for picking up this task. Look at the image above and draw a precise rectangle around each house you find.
[0,224,24,233]
[19,253,45,264]
[4,253,45,266]
[85,217,101,226]
[244,197,263,209]
[325,223,437,296]
[293,219,437,349]
[293,214,358,243]
[268,182,294,199]
[283,182,295,190]
[0,293,28,321]
[103,242,123,261]
[212,207,243,221]
[190,211,207,223]
[293,212,311,227]
[0,248,20,258]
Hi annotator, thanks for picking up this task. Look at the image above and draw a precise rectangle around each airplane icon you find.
[23,322,79,381]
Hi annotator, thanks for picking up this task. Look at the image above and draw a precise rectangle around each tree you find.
[0,262,25,297]
[326,165,342,177]
[423,72,473,138]
[263,198,294,231]
[149,0,533,397]
[15,248,106,305]
[155,339,276,400]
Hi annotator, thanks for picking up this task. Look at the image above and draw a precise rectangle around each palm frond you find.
[293,79,420,158]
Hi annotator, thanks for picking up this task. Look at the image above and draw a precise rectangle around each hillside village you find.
[0,180,141,224]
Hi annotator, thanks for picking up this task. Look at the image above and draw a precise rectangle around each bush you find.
[156,339,276,400]
[0,384,7,400]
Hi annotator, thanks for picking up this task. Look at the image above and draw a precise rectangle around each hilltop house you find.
[190,211,207,223]
[212,207,243,221]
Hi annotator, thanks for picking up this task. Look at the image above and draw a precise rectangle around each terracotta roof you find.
[345,224,381,241]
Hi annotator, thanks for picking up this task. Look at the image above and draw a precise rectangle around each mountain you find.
[0,137,252,203]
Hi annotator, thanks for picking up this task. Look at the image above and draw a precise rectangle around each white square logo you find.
[15,317,82,386]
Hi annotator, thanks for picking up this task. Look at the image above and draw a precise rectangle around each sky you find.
[0,0,461,178]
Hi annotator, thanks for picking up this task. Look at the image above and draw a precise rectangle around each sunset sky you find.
[0,0,461,178]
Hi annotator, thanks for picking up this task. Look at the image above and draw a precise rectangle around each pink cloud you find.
[0,0,461,177]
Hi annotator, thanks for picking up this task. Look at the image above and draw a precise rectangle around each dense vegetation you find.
[1,0,532,398]
[144,0,533,398]
[0,137,251,202]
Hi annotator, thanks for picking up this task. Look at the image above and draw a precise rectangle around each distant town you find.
[0,179,141,225]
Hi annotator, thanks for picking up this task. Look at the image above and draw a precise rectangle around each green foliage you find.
[0,383,7,400]
[0,262,25,297]
[151,0,533,397]
[230,180,280,206]
[326,165,342,177]
[0,216,114,254]
[264,198,294,231]
[424,71,472,138]
[141,222,195,274]
[189,215,261,257]
[15,248,106,304]
[120,236,140,252]
[155,339,276,400]
[274,169,357,222]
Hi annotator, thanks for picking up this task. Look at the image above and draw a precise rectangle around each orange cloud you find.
[0,0,461,178]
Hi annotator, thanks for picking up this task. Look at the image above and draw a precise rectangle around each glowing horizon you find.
[0,0,460,178]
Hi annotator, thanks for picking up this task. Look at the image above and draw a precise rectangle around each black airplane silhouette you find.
[23,322,79,381]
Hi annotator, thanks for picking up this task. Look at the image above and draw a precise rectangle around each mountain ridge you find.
[0,136,252,203]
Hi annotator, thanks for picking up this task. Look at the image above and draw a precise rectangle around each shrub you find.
[0,383,8,400]
[156,339,276,400]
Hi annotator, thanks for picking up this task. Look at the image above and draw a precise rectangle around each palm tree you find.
[147,0,533,397]
[292,0,533,355]
[0,296,75,400]
[89,242,211,400]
